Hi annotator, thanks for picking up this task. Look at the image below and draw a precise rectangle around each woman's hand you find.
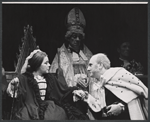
[10,77,19,91]
[73,90,86,98]
[73,90,88,102]
[7,77,19,98]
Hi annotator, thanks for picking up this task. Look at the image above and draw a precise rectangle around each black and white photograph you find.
[2,2,148,120]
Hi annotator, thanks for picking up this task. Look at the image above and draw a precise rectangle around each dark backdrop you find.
[2,4,148,74]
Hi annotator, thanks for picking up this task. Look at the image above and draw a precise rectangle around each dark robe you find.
[90,88,130,120]
[2,73,11,120]
[6,72,89,120]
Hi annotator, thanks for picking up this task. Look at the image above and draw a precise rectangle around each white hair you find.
[94,53,111,69]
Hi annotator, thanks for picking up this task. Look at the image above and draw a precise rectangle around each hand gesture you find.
[73,90,86,98]
[73,89,88,102]
[74,74,88,88]
[106,104,122,116]
[10,77,19,91]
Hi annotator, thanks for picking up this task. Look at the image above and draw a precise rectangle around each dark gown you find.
[111,57,144,74]
[2,72,11,120]
[5,71,89,120]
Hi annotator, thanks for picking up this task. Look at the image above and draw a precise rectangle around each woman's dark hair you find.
[117,41,132,49]
[26,51,47,73]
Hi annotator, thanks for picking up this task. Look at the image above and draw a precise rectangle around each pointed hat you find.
[65,7,86,38]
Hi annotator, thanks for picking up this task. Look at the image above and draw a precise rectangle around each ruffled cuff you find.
[85,94,102,112]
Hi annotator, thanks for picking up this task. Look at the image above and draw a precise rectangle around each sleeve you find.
[46,73,90,117]
[46,73,77,103]
[104,88,129,119]
[84,94,102,112]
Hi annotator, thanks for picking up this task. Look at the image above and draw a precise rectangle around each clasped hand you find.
[10,77,19,91]
[73,90,88,102]
[106,104,122,116]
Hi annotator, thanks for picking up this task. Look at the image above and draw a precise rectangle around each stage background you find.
[2,4,148,74]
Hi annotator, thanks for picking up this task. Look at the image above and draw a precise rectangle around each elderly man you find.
[85,53,148,120]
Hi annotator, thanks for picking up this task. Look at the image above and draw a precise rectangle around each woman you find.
[6,49,89,120]
[111,41,144,75]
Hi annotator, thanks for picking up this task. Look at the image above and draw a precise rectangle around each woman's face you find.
[38,56,50,75]
[118,42,131,58]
